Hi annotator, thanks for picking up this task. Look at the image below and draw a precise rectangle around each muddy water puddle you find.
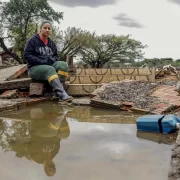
[0,102,176,180]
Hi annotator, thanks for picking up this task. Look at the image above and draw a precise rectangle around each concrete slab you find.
[90,96,121,109]
[0,97,49,115]
[72,98,91,106]
[0,65,27,82]
[0,78,31,90]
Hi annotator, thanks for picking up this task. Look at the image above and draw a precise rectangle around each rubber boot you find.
[58,75,66,84]
[58,75,66,87]
[49,78,73,102]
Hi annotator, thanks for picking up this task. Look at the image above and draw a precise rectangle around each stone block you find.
[29,83,45,96]
[72,98,91,106]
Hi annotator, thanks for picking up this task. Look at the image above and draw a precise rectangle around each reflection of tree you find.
[0,104,72,176]
[0,120,31,152]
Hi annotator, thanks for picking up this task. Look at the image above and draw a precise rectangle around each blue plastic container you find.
[136,114,180,134]
[136,115,164,133]
[162,115,180,133]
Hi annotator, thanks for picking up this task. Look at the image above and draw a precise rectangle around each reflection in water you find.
[0,103,72,177]
[0,103,176,180]
[66,106,138,124]
[136,131,176,145]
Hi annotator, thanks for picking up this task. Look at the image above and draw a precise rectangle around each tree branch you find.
[0,37,22,64]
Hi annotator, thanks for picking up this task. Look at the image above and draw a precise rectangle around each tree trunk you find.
[0,37,23,64]
[19,48,26,64]
[96,61,102,68]
[91,61,96,68]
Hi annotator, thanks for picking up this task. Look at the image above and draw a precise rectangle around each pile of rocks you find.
[98,81,161,110]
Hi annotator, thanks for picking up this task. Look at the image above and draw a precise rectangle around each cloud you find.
[48,0,117,7]
[113,13,144,28]
[168,0,180,5]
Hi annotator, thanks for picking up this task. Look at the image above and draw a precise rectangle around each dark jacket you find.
[23,34,59,70]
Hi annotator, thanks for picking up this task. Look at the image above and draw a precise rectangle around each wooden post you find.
[150,67,156,82]
[66,55,70,65]
[66,55,73,68]
[0,56,2,65]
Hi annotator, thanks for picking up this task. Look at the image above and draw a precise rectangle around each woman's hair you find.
[39,21,52,29]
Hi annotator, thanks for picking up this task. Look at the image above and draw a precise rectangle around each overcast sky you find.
[47,0,180,59]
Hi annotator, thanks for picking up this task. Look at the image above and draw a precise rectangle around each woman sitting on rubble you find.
[23,21,73,102]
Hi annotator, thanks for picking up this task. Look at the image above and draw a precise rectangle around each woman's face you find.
[40,23,51,37]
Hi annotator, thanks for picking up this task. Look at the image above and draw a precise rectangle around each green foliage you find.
[50,27,146,68]
[51,27,90,60]
[133,58,180,67]
[78,33,147,68]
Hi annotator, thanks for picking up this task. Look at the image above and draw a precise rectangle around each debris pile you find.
[155,64,178,82]
[98,81,161,110]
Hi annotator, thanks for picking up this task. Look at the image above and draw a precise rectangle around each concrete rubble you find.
[90,79,180,114]
[98,80,161,110]
[0,78,31,90]
[72,97,91,106]
[0,65,49,111]
[0,97,49,115]
[0,64,27,82]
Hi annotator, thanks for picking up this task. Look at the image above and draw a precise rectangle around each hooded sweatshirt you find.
[23,34,59,70]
